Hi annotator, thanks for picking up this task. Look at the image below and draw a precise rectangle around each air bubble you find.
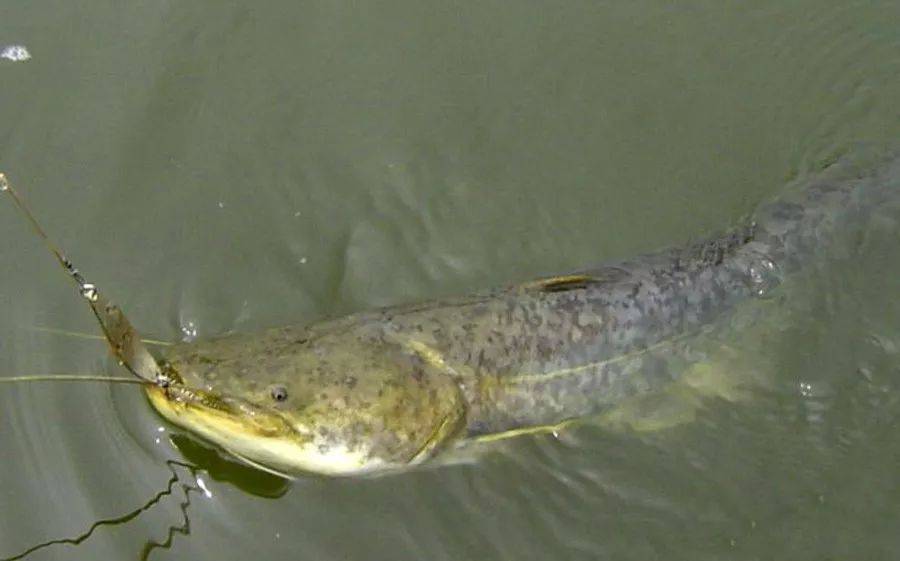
[180,320,198,342]
[747,255,782,297]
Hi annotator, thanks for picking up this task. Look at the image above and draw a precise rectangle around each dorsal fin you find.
[520,274,600,293]
[520,268,628,293]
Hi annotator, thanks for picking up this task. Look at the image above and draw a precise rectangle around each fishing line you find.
[0,460,199,561]
[1,172,167,386]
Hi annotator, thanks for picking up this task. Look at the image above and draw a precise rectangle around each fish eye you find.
[269,385,288,402]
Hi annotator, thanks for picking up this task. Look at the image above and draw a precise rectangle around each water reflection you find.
[169,435,291,499]
[1,460,199,561]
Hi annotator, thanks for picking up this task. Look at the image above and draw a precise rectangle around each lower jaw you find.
[144,384,178,421]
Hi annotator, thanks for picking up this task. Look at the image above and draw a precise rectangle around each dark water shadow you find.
[169,434,292,499]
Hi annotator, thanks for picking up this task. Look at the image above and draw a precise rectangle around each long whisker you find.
[30,326,172,347]
[0,375,148,384]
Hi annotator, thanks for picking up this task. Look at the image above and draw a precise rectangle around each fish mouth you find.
[144,384,388,476]
[143,384,440,476]
[144,384,298,440]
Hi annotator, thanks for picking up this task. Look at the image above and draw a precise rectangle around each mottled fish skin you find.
[153,151,900,473]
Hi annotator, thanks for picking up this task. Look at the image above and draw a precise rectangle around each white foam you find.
[1,45,31,62]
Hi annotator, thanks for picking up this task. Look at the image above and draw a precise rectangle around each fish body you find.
[147,152,900,476]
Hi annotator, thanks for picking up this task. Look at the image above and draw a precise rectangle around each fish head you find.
[145,324,467,476]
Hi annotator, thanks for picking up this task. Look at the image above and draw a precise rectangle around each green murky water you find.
[1,2,899,560]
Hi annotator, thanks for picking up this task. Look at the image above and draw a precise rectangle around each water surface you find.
[1,2,899,560]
